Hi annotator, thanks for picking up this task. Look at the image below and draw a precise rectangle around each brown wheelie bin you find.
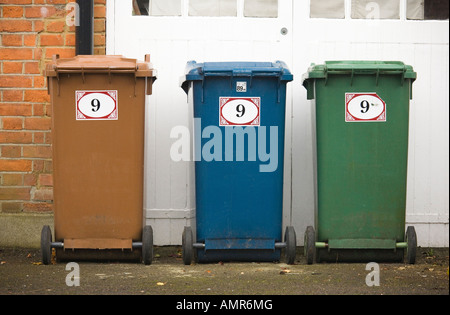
[42,55,156,265]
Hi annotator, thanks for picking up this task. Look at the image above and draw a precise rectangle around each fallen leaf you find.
[1,261,6,265]
[156,282,165,286]
[32,262,42,266]
[26,253,32,258]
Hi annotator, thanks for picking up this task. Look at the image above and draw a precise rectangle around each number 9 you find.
[91,99,101,112]
[236,104,246,118]
[360,100,370,114]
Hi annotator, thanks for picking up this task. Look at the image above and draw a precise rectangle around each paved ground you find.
[0,247,448,296]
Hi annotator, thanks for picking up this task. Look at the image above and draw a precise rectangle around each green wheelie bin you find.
[302,61,417,264]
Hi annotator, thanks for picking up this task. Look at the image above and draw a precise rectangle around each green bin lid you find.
[303,60,416,80]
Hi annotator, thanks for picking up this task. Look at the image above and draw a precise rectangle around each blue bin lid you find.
[181,60,293,94]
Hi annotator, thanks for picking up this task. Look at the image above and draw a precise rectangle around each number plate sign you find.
[76,90,118,121]
[220,97,260,127]
[345,93,386,122]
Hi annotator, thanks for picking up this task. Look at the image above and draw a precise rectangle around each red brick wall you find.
[0,0,106,213]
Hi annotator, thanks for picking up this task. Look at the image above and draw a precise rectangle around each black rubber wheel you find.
[304,226,316,265]
[405,226,417,264]
[182,226,194,266]
[41,225,52,265]
[284,226,296,265]
[142,225,153,265]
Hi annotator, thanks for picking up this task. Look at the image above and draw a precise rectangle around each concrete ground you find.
[0,246,448,296]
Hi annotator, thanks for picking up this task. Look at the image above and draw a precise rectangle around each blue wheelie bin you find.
[181,61,295,264]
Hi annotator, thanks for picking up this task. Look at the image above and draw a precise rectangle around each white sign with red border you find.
[219,97,260,127]
[345,93,386,122]
[76,90,118,121]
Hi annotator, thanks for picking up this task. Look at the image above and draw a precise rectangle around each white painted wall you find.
[107,0,449,247]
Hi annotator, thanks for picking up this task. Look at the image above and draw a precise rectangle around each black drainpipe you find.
[75,0,94,55]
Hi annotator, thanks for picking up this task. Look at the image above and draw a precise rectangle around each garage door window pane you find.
[244,0,278,18]
[189,0,237,17]
[351,0,400,19]
[406,0,424,20]
[132,0,181,16]
[408,0,449,20]
[310,0,345,19]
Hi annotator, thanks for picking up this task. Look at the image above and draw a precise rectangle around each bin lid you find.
[303,60,416,81]
[181,60,293,93]
[45,55,157,78]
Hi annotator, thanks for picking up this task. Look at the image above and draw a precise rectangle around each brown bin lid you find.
[45,54,156,78]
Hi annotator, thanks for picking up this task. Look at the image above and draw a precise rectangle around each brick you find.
[2,62,23,74]
[1,202,23,213]
[33,76,47,88]
[24,117,51,130]
[0,159,32,172]
[24,173,37,186]
[45,47,75,59]
[24,34,37,47]
[32,103,45,116]
[94,19,105,32]
[45,20,65,32]
[2,173,23,186]
[38,173,53,186]
[25,6,56,18]
[0,104,32,116]
[0,0,32,4]
[23,202,52,213]
[40,34,64,46]
[22,145,52,158]
[65,33,75,46]
[2,90,23,102]
[0,48,33,60]
[33,131,45,143]
[94,5,106,18]
[33,48,42,60]
[24,90,50,103]
[32,187,53,201]
[2,34,23,46]
[0,187,31,201]
[0,132,33,144]
[32,160,44,172]
[2,6,23,18]
[0,19,32,32]
[0,76,32,88]
[46,0,67,4]
[1,146,21,158]
[24,62,40,74]
[2,117,23,130]
[33,20,44,32]
[94,34,105,46]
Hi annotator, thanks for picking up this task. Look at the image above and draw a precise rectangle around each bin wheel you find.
[142,225,153,265]
[182,226,194,266]
[284,226,296,265]
[405,226,417,264]
[41,225,52,265]
[304,226,316,265]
